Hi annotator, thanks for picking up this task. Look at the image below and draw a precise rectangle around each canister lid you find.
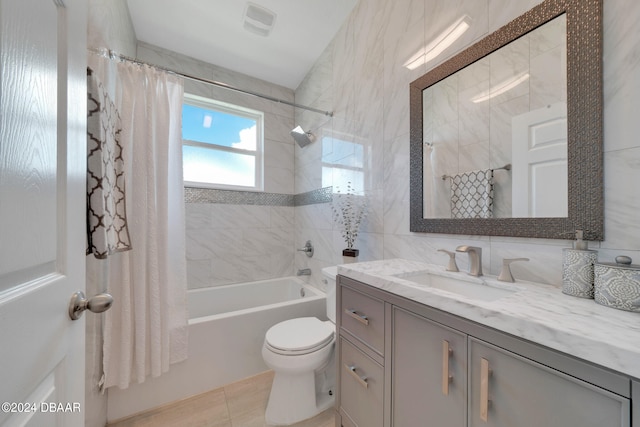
[596,256,640,270]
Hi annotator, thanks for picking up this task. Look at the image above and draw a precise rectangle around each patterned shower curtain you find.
[87,53,188,390]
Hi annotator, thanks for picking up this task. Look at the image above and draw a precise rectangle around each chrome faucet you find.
[297,268,311,276]
[297,240,314,258]
[456,245,483,277]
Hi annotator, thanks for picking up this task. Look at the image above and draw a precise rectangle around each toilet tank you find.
[321,266,338,323]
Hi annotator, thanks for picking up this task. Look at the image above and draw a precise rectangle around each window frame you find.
[182,93,264,192]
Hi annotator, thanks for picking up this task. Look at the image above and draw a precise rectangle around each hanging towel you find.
[86,67,132,259]
[450,169,494,219]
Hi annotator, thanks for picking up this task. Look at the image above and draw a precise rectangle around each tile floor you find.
[107,370,335,427]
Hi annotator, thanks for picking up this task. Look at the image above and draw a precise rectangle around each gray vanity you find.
[334,259,639,427]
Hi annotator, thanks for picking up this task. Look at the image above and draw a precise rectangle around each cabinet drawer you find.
[339,337,384,427]
[340,285,384,354]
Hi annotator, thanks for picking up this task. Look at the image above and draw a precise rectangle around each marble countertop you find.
[337,259,640,380]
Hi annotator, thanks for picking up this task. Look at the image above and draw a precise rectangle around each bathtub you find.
[107,277,327,422]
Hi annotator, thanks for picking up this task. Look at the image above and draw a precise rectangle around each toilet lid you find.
[265,317,334,352]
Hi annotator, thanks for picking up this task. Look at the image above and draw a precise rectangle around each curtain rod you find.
[88,49,334,117]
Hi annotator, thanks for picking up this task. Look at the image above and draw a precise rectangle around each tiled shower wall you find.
[294,0,640,288]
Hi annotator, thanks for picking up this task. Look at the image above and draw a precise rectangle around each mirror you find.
[423,15,567,219]
[409,0,603,240]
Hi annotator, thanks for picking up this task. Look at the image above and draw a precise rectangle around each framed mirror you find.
[409,0,603,240]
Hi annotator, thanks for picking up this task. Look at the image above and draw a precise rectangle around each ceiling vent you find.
[243,2,277,37]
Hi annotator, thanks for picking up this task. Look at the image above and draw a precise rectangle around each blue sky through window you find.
[182,104,256,150]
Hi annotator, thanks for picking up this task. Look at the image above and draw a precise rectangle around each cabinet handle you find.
[442,340,454,395]
[344,308,369,325]
[480,358,490,422]
[344,364,369,389]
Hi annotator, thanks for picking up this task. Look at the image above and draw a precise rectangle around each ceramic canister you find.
[594,256,640,312]
[562,248,598,298]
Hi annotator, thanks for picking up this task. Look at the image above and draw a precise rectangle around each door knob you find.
[68,291,114,320]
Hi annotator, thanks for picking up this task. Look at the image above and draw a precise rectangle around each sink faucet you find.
[456,245,483,277]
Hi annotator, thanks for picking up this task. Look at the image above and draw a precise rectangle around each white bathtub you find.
[107,277,327,422]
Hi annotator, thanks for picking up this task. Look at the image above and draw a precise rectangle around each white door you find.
[512,102,568,217]
[0,0,87,426]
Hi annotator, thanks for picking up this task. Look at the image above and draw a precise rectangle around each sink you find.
[394,272,517,302]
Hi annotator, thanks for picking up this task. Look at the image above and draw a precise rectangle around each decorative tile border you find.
[184,186,332,207]
[294,186,333,206]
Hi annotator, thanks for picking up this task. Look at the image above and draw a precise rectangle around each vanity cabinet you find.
[336,275,633,427]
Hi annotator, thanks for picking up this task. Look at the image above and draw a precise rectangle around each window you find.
[182,93,264,191]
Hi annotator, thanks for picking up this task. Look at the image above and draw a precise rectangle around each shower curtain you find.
[87,53,188,390]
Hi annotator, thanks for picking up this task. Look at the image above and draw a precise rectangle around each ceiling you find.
[126,0,358,90]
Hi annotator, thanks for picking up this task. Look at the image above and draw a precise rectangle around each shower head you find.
[290,126,316,148]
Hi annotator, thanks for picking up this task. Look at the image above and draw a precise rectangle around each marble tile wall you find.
[294,0,640,289]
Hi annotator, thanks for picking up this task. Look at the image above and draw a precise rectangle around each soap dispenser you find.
[562,230,598,298]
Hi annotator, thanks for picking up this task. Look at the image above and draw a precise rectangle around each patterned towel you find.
[86,68,132,258]
[450,169,494,219]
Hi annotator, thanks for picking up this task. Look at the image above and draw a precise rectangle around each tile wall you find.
[294,0,640,288]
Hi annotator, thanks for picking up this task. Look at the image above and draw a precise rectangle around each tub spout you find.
[297,268,311,276]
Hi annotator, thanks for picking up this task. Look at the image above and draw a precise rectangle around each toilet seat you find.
[265,317,334,355]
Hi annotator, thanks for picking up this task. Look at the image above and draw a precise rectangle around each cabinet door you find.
[469,338,630,427]
[392,307,467,427]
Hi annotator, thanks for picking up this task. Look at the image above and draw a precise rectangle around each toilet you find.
[262,266,337,425]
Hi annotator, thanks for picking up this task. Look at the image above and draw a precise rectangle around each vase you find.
[342,248,359,264]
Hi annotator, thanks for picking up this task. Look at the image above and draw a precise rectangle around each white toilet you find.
[262,266,337,425]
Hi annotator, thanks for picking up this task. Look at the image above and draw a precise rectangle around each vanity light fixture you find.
[404,15,471,70]
[471,72,530,103]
